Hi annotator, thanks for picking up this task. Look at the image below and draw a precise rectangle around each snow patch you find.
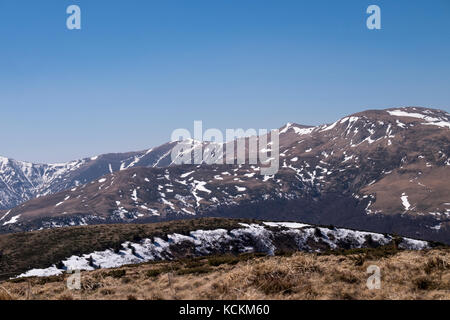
[401,193,411,211]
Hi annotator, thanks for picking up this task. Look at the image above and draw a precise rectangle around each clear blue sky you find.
[0,0,449,163]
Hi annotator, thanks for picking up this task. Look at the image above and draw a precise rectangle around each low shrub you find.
[208,255,240,266]
[336,271,360,284]
[100,288,115,295]
[176,266,213,275]
[106,269,126,279]
[146,269,164,278]
[424,257,448,274]
[414,276,436,290]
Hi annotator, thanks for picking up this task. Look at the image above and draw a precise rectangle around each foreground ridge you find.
[16,221,430,278]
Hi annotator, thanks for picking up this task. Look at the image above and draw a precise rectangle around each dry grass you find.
[1,248,449,300]
[0,285,14,300]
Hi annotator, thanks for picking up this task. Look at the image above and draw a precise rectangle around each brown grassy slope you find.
[0,218,250,279]
[2,248,449,300]
[361,163,450,216]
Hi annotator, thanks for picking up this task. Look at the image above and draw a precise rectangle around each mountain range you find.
[0,107,449,243]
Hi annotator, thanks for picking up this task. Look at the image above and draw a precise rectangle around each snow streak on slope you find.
[387,109,450,128]
[401,193,411,211]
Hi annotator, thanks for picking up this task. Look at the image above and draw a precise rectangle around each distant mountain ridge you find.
[1,106,449,243]
[0,142,183,210]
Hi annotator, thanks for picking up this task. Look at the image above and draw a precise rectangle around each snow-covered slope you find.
[0,156,87,209]
[0,142,186,210]
[0,138,230,211]
[17,222,429,278]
